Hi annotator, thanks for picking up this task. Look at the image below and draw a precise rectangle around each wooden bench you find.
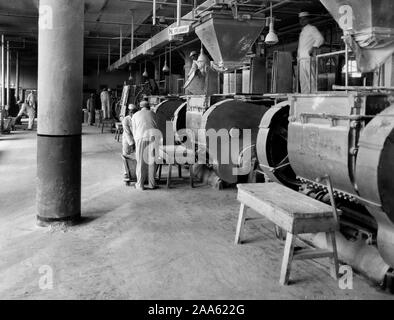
[235,180,340,285]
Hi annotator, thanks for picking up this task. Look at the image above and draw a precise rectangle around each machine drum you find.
[356,105,394,268]
[256,102,299,189]
[201,99,269,184]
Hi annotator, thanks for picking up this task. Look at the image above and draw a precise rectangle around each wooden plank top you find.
[237,183,335,219]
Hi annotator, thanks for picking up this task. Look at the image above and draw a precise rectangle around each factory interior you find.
[1,0,394,301]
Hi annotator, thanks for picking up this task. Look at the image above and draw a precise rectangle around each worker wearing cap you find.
[187,50,199,78]
[131,100,159,190]
[122,104,138,157]
[122,104,139,181]
[298,12,324,93]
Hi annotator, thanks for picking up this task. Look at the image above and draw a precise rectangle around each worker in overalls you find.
[86,93,96,125]
[100,88,111,119]
[26,91,37,111]
[131,100,159,190]
[14,99,36,130]
[122,104,139,182]
[187,50,199,78]
[298,12,324,93]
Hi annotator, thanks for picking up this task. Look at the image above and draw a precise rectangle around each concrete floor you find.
[0,125,393,300]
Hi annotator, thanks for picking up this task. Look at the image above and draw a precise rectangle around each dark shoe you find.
[146,186,159,190]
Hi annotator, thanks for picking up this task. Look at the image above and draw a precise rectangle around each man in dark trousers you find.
[86,93,96,125]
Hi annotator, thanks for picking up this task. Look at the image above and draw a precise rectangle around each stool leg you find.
[178,165,182,178]
[167,164,172,189]
[326,231,339,280]
[280,232,295,285]
[158,164,163,181]
[189,164,194,188]
[234,203,247,245]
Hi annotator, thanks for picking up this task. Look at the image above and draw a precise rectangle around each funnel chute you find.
[320,0,394,72]
[194,13,265,71]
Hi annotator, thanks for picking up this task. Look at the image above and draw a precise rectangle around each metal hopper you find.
[320,0,394,72]
[320,0,394,48]
[194,13,265,70]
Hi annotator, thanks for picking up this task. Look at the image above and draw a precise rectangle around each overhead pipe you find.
[131,13,134,51]
[192,0,197,19]
[120,26,123,58]
[0,12,151,27]
[255,0,291,14]
[122,0,192,7]
[177,0,181,27]
[97,54,100,76]
[108,42,111,68]
[153,0,156,26]
[85,35,147,41]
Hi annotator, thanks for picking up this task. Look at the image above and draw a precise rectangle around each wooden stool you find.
[96,110,103,128]
[114,122,123,142]
[101,118,115,133]
[235,177,340,286]
[157,145,194,189]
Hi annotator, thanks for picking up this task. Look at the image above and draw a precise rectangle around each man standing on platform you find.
[100,88,111,119]
[297,12,324,93]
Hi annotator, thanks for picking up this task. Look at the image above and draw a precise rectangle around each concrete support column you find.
[6,41,10,112]
[0,35,5,132]
[37,0,84,226]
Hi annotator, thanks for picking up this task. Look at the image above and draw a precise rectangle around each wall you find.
[84,69,130,92]
[5,63,38,91]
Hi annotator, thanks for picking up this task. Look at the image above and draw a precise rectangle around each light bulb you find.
[265,19,278,45]
[162,63,170,73]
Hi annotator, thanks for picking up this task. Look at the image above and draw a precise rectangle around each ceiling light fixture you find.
[162,47,170,73]
[265,2,278,45]
[142,60,148,77]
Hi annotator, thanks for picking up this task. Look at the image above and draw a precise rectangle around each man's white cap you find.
[299,12,310,18]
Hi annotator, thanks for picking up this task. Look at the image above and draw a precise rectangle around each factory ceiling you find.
[0,0,335,74]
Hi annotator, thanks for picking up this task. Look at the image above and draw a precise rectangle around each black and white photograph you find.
[0,0,394,308]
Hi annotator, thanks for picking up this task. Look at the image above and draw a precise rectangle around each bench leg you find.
[326,231,339,280]
[280,232,295,285]
[234,203,247,245]
[189,164,194,188]
[167,164,172,189]
[157,164,162,181]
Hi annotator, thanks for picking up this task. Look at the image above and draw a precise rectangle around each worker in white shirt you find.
[297,12,324,93]
[131,100,159,190]
[122,104,138,157]
[100,88,111,119]
[26,91,37,110]
[122,104,139,181]
[14,100,35,130]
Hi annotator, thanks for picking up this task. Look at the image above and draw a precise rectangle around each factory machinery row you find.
[115,0,394,290]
